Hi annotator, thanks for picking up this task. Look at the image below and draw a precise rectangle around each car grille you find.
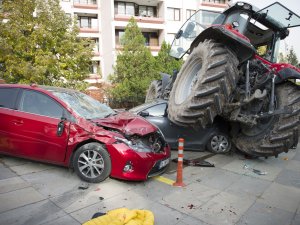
[147,158,169,178]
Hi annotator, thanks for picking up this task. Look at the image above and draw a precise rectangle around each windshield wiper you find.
[104,112,117,118]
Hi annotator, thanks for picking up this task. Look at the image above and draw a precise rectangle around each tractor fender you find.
[276,67,300,83]
[190,25,256,64]
[159,72,171,92]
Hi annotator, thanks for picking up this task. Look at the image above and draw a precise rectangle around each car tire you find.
[206,133,231,154]
[145,80,163,103]
[168,39,239,127]
[73,142,111,183]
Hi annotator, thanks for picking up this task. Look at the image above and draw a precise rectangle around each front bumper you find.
[147,157,170,178]
[107,143,171,181]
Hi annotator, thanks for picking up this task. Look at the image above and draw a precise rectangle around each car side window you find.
[0,88,19,109]
[19,90,64,119]
[146,103,167,117]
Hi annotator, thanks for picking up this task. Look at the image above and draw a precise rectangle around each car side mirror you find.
[139,111,150,117]
[57,111,67,137]
[57,120,65,137]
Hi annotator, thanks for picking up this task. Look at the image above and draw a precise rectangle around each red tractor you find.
[146,2,300,158]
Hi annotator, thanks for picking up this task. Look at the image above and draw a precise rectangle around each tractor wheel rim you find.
[175,58,202,104]
[147,87,156,101]
[78,150,104,178]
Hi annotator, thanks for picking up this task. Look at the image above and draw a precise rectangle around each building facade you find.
[59,0,229,88]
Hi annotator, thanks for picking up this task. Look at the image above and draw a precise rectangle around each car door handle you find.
[12,120,24,125]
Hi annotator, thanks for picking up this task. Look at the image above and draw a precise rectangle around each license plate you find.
[159,158,170,169]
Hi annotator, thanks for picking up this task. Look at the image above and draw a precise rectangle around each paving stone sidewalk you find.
[0,147,299,225]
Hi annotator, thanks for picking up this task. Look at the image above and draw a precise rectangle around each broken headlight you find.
[114,131,165,153]
[114,136,153,153]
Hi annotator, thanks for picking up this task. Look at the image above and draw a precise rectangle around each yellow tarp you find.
[83,208,154,225]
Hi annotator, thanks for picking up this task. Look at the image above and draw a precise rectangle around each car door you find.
[141,103,206,150]
[0,87,20,154]
[12,89,70,163]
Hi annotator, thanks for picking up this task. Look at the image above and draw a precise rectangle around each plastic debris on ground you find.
[172,158,215,167]
[243,164,268,175]
[78,182,89,190]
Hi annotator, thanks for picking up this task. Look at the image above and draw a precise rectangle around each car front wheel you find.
[73,143,111,183]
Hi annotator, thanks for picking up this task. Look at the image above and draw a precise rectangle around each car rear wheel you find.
[207,133,231,154]
[73,143,111,183]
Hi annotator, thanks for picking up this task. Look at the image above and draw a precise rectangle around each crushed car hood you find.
[92,111,157,136]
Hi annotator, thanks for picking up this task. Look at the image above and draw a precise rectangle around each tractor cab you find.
[170,2,300,63]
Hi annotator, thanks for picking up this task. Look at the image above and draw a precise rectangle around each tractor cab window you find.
[245,17,280,62]
[224,12,249,34]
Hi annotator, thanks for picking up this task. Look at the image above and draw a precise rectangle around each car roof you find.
[0,83,79,94]
[130,99,168,113]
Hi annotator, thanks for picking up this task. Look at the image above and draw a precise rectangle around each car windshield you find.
[257,2,300,28]
[52,91,115,120]
[169,10,220,59]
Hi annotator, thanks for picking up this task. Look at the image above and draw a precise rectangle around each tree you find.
[278,47,299,67]
[109,17,159,104]
[278,52,287,63]
[0,0,93,90]
[155,41,183,75]
[286,47,299,67]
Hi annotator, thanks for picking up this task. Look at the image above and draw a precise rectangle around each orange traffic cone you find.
[173,138,186,187]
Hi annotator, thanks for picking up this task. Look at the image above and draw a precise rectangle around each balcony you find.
[76,14,99,33]
[114,1,164,24]
[114,15,164,24]
[115,29,161,52]
[73,0,98,9]
[200,0,228,8]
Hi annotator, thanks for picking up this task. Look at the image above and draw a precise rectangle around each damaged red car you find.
[0,84,170,183]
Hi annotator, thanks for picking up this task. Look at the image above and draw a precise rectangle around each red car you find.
[0,84,170,183]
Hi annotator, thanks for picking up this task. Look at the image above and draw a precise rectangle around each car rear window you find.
[0,88,19,109]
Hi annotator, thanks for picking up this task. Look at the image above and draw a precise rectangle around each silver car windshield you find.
[52,91,115,120]
[169,10,220,59]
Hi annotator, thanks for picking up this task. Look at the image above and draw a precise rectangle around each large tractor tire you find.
[168,40,239,127]
[233,82,300,157]
[145,80,163,103]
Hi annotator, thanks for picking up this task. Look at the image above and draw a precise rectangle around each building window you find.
[115,30,125,45]
[138,5,156,17]
[201,10,219,24]
[186,9,196,20]
[116,29,158,47]
[168,8,180,21]
[142,32,158,46]
[91,38,99,53]
[202,0,226,4]
[114,2,157,17]
[115,1,134,16]
[77,15,98,28]
[89,61,100,74]
[74,0,97,4]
